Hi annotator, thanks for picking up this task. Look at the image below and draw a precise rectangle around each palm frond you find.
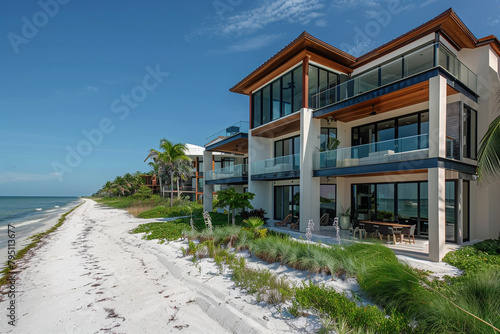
[478,113,500,183]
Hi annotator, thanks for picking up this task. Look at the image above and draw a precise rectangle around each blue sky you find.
[0,0,498,196]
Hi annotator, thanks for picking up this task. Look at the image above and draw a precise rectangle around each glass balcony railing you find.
[313,134,429,169]
[251,154,300,176]
[205,164,248,181]
[310,43,477,110]
[205,121,249,145]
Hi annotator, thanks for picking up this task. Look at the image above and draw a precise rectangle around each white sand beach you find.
[0,199,462,333]
[0,199,310,333]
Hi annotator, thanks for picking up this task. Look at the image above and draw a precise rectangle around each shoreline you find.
[0,199,84,270]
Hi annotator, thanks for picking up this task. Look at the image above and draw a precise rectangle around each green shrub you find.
[132,221,190,242]
[443,244,500,277]
[472,237,500,255]
[137,204,203,218]
[291,282,412,333]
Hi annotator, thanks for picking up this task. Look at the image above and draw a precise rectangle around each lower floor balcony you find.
[251,154,300,180]
[205,164,248,185]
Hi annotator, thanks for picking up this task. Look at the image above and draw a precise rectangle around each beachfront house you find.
[203,9,500,261]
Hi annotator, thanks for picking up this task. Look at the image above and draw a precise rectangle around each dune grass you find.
[136,219,500,333]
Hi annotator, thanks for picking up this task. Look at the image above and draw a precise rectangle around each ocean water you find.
[0,196,82,250]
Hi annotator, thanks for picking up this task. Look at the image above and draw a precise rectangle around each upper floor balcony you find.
[251,154,300,180]
[205,121,249,154]
[205,164,248,185]
[313,134,429,172]
[311,42,478,121]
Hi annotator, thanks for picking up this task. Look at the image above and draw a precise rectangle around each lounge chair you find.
[290,217,299,230]
[275,214,292,227]
[319,213,330,226]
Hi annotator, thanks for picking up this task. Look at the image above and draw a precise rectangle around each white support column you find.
[429,75,447,158]
[203,150,213,212]
[428,167,446,262]
[300,108,321,232]
[336,177,348,219]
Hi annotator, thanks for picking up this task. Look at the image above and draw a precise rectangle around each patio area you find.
[267,224,461,261]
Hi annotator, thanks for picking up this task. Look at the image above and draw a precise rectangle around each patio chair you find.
[351,218,366,239]
[401,224,416,244]
[275,214,292,227]
[320,213,330,226]
[364,223,379,238]
[378,225,394,243]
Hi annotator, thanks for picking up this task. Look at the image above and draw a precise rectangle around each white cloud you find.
[487,17,499,26]
[86,85,100,93]
[340,38,376,57]
[187,0,326,40]
[0,172,61,184]
[210,34,283,54]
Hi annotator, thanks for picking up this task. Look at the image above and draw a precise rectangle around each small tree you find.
[213,187,255,225]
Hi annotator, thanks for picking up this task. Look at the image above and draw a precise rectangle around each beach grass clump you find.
[137,203,203,219]
[230,257,295,304]
[0,203,83,288]
[357,261,429,319]
[132,221,190,243]
[290,282,412,333]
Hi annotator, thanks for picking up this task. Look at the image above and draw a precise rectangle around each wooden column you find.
[302,56,310,109]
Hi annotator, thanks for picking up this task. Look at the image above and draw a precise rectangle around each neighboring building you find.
[203,122,249,207]
[162,143,205,202]
[140,174,160,194]
[205,9,500,261]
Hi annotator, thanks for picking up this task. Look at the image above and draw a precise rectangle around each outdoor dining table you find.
[359,220,412,243]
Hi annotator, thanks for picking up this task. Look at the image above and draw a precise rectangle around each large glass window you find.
[282,72,292,116]
[419,182,428,236]
[446,102,460,159]
[251,65,304,128]
[262,86,271,124]
[292,67,302,113]
[376,184,395,221]
[320,184,336,219]
[463,105,477,159]
[274,185,300,221]
[308,65,341,108]
[397,183,418,220]
[272,79,281,121]
[445,181,456,242]
[252,91,262,128]
[275,135,300,157]
[351,184,375,221]
[352,110,430,156]
[320,128,337,151]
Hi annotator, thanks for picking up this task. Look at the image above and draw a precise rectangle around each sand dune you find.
[1,199,312,333]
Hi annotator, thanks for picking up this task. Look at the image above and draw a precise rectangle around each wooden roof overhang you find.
[251,112,301,138]
[315,80,459,123]
[205,134,248,154]
[354,9,478,68]
[230,32,356,96]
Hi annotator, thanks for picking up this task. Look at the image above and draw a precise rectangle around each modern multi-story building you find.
[203,9,500,261]
[159,143,205,202]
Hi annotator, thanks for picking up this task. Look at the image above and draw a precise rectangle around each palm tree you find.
[145,139,189,206]
[478,92,500,183]
[102,181,114,196]
[173,160,193,199]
